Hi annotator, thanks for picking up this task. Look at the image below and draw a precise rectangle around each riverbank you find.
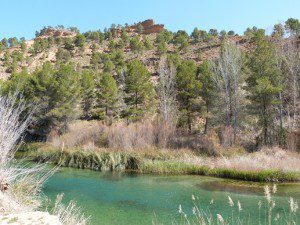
[43,166,300,225]
[18,143,300,182]
[0,211,62,225]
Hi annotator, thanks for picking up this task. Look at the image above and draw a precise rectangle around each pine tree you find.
[130,36,143,53]
[285,18,300,35]
[124,60,156,120]
[50,63,82,134]
[272,24,285,38]
[74,34,86,47]
[191,28,201,42]
[174,30,189,52]
[95,72,119,122]
[136,23,144,34]
[175,60,202,132]
[198,60,216,134]
[26,63,82,138]
[121,28,129,44]
[246,30,283,145]
[143,36,153,50]
[157,41,167,55]
[80,70,95,119]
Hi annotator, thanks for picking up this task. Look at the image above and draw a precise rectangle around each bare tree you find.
[281,37,300,131]
[157,57,178,147]
[212,41,244,145]
[0,92,62,213]
[0,92,31,166]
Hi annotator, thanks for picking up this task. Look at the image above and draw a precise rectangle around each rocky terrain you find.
[0,19,251,79]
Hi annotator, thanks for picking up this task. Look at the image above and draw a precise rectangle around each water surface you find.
[43,168,300,225]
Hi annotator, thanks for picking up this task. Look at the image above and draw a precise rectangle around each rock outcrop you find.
[35,28,77,39]
[112,19,165,36]
[128,19,164,34]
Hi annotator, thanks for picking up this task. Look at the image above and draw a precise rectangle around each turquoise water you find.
[43,168,300,225]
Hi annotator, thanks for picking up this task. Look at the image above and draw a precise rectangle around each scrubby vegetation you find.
[1,18,299,184]
[0,93,87,224]
[0,11,299,225]
[20,141,300,182]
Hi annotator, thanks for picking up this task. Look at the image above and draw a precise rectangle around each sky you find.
[0,0,299,40]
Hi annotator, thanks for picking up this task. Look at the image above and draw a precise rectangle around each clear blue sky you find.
[1,0,299,39]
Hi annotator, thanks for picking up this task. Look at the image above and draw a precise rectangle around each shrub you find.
[107,120,156,150]
[49,120,107,150]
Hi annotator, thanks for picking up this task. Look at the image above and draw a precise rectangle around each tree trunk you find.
[263,102,268,145]
[204,104,209,134]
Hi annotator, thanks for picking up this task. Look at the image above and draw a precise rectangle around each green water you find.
[43,168,300,225]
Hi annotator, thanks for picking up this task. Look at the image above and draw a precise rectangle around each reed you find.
[163,184,298,225]
[0,92,87,225]
[140,160,300,182]
[21,144,300,182]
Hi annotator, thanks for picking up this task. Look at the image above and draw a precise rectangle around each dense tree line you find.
[0,18,299,150]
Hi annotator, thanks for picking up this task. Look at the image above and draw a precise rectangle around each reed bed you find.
[183,147,300,173]
[163,184,299,225]
[140,161,299,182]
[21,143,300,182]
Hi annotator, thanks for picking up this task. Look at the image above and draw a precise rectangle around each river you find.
[43,167,300,225]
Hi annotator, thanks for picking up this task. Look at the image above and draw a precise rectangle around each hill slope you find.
[0,20,252,79]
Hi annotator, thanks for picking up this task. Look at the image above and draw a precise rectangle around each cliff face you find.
[111,19,165,36]
[128,19,164,34]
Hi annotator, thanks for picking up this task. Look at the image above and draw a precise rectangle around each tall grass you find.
[52,194,89,225]
[0,92,87,224]
[49,120,158,151]
[23,120,300,182]
[183,147,300,174]
[49,120,106,150]
[22,143,299,182]
[140,160,299,182]
[47,119,217,154]
[107,120,157,150]
[0,93,51,212]
[165,184,298,225]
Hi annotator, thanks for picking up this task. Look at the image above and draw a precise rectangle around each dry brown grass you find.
[49,120,221,156]
[49,120,106,150]
[49,119,162,151]
[47,120,300,176]
[107,120,157,150]
[183,147,300,173]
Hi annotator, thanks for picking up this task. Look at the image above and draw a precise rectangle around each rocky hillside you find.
[0,19,252,80]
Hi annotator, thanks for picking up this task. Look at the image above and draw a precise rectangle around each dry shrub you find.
[170,133,218,156]
[156,117,177,149]
[49,119,160,151]
[107,120,156,150]
[52,194,88,225]
[0,93,88,223]
[286,131,300,152]
[185,146,300,172]
[48,119,222,154]
[218,125,234,148]
[219,147,300,172]
[0,93,57,213]
[49,120,107,150]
